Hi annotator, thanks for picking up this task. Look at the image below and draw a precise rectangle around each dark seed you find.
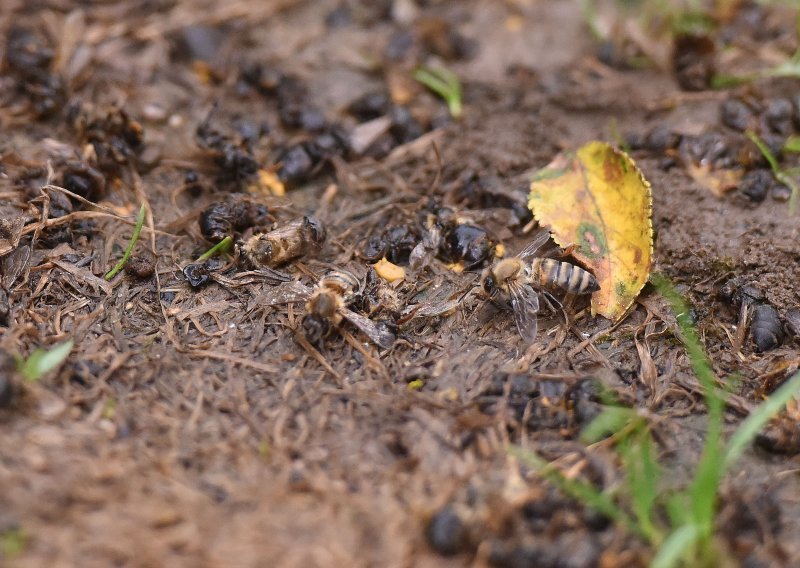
[361,235,388,263]
[646,125,681,153]
[763,98,794,136]
[389,106,424,143]
[308,128,349,160]
[277,144,314,185]
[738,170,772,203]
[720,99,754,132]
[279,104,326,132]
[426,506,469,556]
[347,91,390,121]
[46,190,73,218]
[751,304,783,352]
[385,31,415,61]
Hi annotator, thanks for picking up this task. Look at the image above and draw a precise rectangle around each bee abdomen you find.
[319,270,360,299]
[536,259,599,295]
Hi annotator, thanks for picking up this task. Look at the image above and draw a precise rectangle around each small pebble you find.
[771,184,792,202]
[142,103,167,123]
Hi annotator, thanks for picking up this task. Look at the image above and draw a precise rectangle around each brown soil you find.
[1,1,799,567]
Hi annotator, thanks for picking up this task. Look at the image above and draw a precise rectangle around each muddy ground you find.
[1,1,800,566]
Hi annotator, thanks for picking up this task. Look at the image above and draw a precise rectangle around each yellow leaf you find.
[528,141,653,322]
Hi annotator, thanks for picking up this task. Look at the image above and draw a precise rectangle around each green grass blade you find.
[620,429,663,543]
[105,203,147,280]
[746,131,780,174]
[413,66,462,118]
[510,446,644,538]
[196,235,233,262]
[651,523,701,568]
[652,273,725,536]
[19,340,74,382]
[651,274,717,395]
[783,135,800,153]
[580,406,638,444]
[725,370,800,469]
[687,413,723,537]
[0,528,27,559]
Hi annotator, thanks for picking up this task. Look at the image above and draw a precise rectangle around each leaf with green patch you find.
[528,141,653,321]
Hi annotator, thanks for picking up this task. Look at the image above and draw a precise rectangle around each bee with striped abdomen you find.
[479,231,599,342]
[298,269,396,349]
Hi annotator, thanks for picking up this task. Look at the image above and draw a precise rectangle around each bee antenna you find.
[457,286,475,304]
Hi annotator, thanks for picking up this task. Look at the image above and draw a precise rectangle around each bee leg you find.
[557,243,579,257]
[542,291,569,324]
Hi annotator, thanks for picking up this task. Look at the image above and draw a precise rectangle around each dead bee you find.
[61,161,106,202]
[67,103,145,175]
[480,232,599,342]
[277,127,350,187]
[4,27,66,118]
[286,269,395,349]
[452,174,533,227]
[196,105,259,184]
[409,206,495,270]
[361,225,419,264]
[756,412,800,455]
[199,195,274,242]
[240,216,326,267]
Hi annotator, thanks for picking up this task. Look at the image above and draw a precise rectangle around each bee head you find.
[302,313,330,344]
[479,267,498,298]
[303,216,327,245]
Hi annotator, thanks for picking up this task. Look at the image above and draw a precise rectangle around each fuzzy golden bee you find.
[241,216,326,267]
[297,269,396,349]
[480,232,599,342]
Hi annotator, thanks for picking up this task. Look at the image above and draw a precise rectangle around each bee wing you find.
[340,308,396,349]
[516,231,552,261]
[402,287,477,319]
[509,282,540,343]
[268,280,310,306]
